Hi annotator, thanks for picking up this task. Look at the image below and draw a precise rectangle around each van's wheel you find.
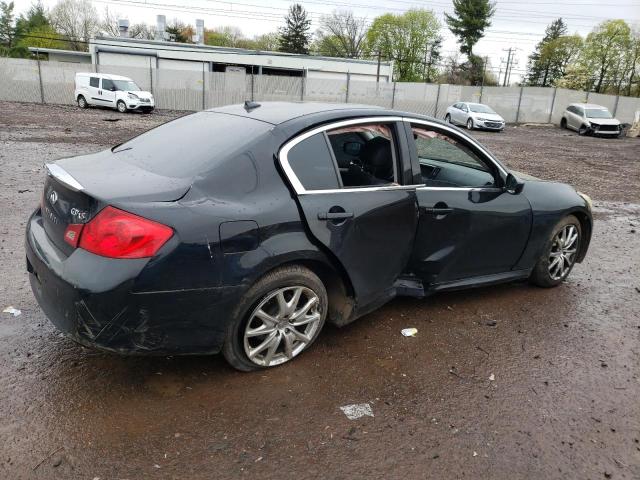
[466,118,474,130]
[116,100,127,113]
[223,265,328,371]
[560,117,567,129]
[529,215,581,288]
[77,95,87,109]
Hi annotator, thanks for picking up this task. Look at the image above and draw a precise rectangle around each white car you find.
[74,73,155,113]
[444,102,505,131]
[560,103,622,137]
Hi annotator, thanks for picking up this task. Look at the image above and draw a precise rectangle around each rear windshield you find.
[585,108,612,119]
[469,104,495,114]
[112,113,272,178]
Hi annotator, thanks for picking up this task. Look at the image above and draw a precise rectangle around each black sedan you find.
[26,102,593,370]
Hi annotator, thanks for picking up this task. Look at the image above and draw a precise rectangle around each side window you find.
[575,107,584,116]
[326,123,397,187]
[411,125,496,188]
[102,78,115,91]
[89,77,99,88]
[287,133,340,191]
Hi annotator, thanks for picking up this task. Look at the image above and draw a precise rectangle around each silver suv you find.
[560,103,622,137]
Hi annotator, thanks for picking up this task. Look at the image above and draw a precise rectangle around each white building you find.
[89,36,393,82]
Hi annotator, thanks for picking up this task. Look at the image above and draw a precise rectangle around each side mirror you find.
[343,141,363,157]
[504,172,524,195]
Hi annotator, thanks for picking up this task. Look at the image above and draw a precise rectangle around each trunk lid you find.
[43,149,192,256]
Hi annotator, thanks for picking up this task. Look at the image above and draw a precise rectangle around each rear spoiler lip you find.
[45,163,84,192]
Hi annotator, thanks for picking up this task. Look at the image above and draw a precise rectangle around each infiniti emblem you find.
[49,190,58,204]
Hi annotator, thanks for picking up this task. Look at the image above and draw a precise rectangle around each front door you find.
[100,78,117,107]
[280,119,418,308]
[406,121,532,286]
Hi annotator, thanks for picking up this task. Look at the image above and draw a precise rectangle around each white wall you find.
[307,70,387,82]
[98,52,155,69]
[158,58,206,71]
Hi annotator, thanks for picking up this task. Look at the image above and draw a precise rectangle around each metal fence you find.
[1,57,639,124]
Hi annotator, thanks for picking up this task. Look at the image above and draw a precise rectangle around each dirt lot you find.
[0,101,639,480]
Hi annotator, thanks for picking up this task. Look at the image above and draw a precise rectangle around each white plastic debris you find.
[3,306,21,317]
[473,451,478,457]
[401,328,418,337]
[340,403,374,420]
[489,373,495,381]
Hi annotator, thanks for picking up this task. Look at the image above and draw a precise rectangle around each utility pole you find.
[502,48,513,87]
[481,56,488,88]
[376,50,381,84]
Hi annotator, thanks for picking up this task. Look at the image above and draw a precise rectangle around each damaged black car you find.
[26,102,593,370]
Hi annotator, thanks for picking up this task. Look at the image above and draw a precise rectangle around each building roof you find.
[28,47,91,56]
[92,36,392,67]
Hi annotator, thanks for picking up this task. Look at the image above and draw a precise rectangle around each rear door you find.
[87,75,100,105]
[100,78,117,107]
[405,120,532,286]
[279,117,418,308]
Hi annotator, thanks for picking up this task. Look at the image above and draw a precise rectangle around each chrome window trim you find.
[415,186,503,192]
[45,163,84,192]
[279,116,404,195]
[404,117,509,178]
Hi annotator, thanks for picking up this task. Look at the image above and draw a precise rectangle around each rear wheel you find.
[223,265,328,371]
[116,100,127,113]
[77,95,88,109]
[466,118,474,130]
[530,215,581,288]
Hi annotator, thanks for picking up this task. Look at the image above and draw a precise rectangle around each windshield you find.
[112,80,141,91]
[585,108,612,119]
[469,104,495,114]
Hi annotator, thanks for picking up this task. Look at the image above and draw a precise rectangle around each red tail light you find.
[78,206,173,259]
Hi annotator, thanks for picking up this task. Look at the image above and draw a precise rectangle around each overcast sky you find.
[12,0,640,82]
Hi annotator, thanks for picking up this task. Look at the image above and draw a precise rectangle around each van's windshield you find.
[112,80,141,91]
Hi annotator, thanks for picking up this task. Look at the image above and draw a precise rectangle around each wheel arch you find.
[567,209,592,263]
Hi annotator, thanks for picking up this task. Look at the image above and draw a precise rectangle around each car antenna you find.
[244,100,261,112]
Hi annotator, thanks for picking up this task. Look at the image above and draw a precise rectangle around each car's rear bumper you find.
[26,210,242,355]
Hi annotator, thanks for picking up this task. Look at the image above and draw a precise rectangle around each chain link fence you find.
[1,57,639,124]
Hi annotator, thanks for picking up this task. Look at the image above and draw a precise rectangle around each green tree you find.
[580,20,631,92]
[0,1,15,47]
[526,18,568,86]
[15,1,48,34]
[278,4,311,54]
[165,19,192,43]
[367,9,440,81]
[538,34,583,85]
[445,0,495,57]
[252,32,279,51]
[17,24,66,50]
[315,10,368,58]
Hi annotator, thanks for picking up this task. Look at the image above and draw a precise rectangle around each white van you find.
[74,73,155,113]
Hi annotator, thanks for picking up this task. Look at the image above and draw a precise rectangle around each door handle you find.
[318,211,354,220]
[422,204,453,215]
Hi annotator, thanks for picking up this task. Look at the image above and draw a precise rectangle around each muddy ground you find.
[0,101,639,479]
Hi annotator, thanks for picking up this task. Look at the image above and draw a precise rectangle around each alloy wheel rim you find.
[243,286,322,367]
[467,119,473,129]
[548,224,579,280]
[118,103,126,112]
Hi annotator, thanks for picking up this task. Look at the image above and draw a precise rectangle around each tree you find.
[0,1,15,47]
[315,10,368,58]
[129,22,155,40]
[367,9,440,81]
[526,18,568,86]
[252,32,279,51]
[50,0,100,51]
[538,34,583,85]
[580,20,631,92]
[15,1,48,35]
[423,36,442,82]
[205,26,244,47]
[445,0,495,57]
[165,19,192,43]
[278,4,311,54]
[99,6,120,37]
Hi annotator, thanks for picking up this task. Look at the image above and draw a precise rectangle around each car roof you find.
[76,72,133,81]
[207,101,382,125]
[569,103,608,109]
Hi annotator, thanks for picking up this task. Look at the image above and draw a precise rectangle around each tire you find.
[560,117,567,129]
[466,118,474,130]
[116,100,127,113]
[529,215,582,288]
[222,265,328,371]
[578,124,589,136]
[445,113,452,124]
[77,95,88,109]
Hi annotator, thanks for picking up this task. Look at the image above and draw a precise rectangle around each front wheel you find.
[223,265,328,371]
[445,113,452,124]
[578,124,590,136]
[116,100,127,113]
[530,215,582,288]
[466,118,474,130]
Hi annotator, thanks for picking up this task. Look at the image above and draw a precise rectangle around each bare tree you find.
[129,23,156,40]
[99,6,120,37]
[50,0,100,50]
[316,10,367,58]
